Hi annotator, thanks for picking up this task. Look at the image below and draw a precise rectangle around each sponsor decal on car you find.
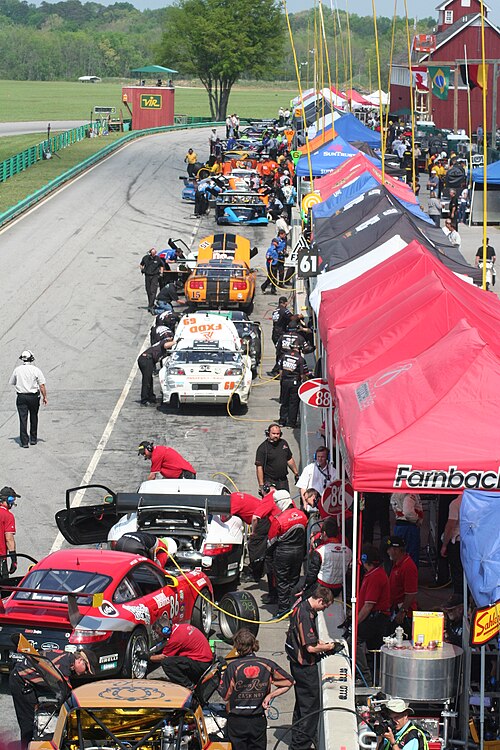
[25,629,42,635]
[153,592,169,608]
[123,603,151,625]
[99,653,119,664]
[65,645,77,653]
[195,577,207,587]
[99,601,119,618]
[41,642,59,651]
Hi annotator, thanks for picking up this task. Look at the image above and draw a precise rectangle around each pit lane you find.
[0,127,298,745]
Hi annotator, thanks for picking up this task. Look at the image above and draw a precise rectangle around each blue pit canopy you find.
[472,160,500,184]
[296,135,379,177]
[460,490,500,607]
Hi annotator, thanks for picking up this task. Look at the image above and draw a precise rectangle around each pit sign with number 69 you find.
[298,378,331,408]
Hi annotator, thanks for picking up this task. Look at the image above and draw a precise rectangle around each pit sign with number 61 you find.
[297,245,319,278]
[298,378,331,408]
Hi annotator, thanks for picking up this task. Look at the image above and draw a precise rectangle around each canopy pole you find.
[480,646,485,750]
[479,0,488,289]
[342,459,347,617]
[351,490,359,680]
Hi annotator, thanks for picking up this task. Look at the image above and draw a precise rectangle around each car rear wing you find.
[216,192,266,207]
[64,485,231,515]
[118,493,231,515]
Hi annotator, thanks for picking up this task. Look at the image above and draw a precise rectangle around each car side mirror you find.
[250,246,259,259]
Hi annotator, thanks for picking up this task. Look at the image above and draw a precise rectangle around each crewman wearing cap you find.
[8,350,47,448]
[267,489,308,617]
[377,699,429,750]
[386,535,418,637]
[230,490,279,583]
[356,544,391,684]
[10,646,96,748]
[138,439,196,480]
[0,486,20,577]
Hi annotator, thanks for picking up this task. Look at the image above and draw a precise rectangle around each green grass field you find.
[0,79,297,216]
[0,80,297,122]
[0,133,124,214]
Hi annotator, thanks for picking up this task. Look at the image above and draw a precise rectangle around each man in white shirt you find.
[8,350,47,448]
[296,447,336,508]
[443,219,461,248]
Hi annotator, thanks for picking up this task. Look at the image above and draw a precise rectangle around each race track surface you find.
[0,126,299,746]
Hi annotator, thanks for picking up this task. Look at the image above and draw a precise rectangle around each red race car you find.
[0,548,213,679]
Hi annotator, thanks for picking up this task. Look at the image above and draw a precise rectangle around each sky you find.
[118,0,499,24]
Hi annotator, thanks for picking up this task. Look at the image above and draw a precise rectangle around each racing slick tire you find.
[218,591,259,642]
[229,394,248,415]
[122,627,149,679]
[190,589,213,636]
[169,393,182,411]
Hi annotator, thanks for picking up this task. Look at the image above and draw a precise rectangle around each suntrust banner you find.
[394,464,500,491]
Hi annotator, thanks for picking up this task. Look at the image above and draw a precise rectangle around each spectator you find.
[427,191,442,227]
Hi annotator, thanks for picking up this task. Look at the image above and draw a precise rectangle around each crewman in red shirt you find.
[386,535,418,637]
[356,544,391,684]
[138,439,196,480]
[0,486,19,578]
[148,622,214,688]
[230,490,279,583]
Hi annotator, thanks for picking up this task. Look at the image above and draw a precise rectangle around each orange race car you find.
[185,234,257,311]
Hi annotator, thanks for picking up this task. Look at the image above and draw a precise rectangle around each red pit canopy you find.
[318,241,500,493]
[335,320,500,493]
[314,153,418,205]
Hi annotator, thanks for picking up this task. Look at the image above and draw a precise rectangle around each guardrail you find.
[0,124,91,183]
[0,120,224,229]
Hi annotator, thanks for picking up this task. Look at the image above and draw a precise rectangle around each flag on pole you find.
[428,66,450,100]
[460,63,488,91]
[411,67,428,91]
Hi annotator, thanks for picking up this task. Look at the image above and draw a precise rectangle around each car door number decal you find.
[154,591,180,619]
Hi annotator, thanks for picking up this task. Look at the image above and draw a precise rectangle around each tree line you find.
[0,0,434,87]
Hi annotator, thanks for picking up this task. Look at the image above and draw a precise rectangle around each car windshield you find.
[169,350,240,364]
[195,265,245,279]
[14,569,111,604]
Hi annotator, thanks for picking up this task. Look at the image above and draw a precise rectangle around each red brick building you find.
[390,0,500,133]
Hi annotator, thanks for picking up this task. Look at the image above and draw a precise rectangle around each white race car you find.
[159,312,252,409]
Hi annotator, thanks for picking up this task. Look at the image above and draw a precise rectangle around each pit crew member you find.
[230,490,279,583]
[221,629,293,750]
[386,536,418,637]
[0,486,19,577]
[138,439,196,479]
[356,544,391,685]
[148,622,214,689]
[137,338,174,406]
[255,424,299,495]
[10,648,95,748]
[278,343,309,429]
[140,248,165,314]
[299,517,351,597]
[267,491,308,617]
[114,531,175,568]
[271,296,292,346]
[285,585,338,750]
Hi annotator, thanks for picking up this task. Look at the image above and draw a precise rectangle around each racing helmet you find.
[159,537,178,557]
[19,350,35,362]
[138,440,154,456]
[274,489,293,511]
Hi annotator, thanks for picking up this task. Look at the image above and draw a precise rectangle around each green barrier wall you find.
[0,120,224,229]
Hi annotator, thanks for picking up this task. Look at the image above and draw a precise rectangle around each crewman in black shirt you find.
[255,423,300,494]
[140,248,165,313]
[285,585,339,750]
[10,649,95,748]
[221,629,293,750]
[137,336,174,406]
[271,296,292,346]
[278,344,309,428]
